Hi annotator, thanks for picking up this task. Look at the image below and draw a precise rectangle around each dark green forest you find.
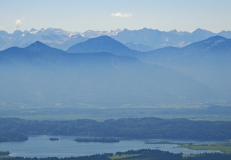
[0,117,231,142]
[0,132,28,142]
[1,149,231,160]
[0,151,10,156]
[49,138,59,141]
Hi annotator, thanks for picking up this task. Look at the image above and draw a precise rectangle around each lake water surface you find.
[0,135,222,158]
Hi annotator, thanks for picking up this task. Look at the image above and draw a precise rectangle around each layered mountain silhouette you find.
[112,28,231,49]
[1,27,231,52]
[137,36,231,63]
[0,41,216,105]
[136,36,231,98]
[65,35,231,101]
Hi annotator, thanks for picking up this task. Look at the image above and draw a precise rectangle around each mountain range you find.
[67,35,231,100]
[0,37,221,105]
[113,28,231,50]
[138,36,231,96]
[1,28,231,52]
[0,29,231,105]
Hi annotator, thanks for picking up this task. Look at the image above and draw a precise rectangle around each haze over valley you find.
[0,32,230,106]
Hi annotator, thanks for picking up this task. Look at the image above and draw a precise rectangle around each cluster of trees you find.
[0,132,28,142]
[0,151,10,156]
[0,154,111,160]
[0,117,231,141]
[74,138,119,143]
[115,149,182,160]
[1,149,231,160]
[49,138,59,141]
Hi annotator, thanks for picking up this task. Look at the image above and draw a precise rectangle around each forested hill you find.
[0,117,230,140]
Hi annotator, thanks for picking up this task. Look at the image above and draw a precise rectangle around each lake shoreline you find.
[0,135,225,158]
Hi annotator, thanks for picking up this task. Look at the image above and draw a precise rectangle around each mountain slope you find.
[0,42,216,105]
[123,42,154,52]
[182,36,231,53]
[136,36,231,99]
[25,41,66,55]
[139,36,231,64]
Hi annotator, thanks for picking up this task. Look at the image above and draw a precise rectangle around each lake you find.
[0,135,222,158]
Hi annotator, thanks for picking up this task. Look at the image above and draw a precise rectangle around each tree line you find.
[1,149,231,160]
[0,117,231,142]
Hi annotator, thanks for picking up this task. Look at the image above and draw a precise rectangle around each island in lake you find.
[145,141,177,145]
[74,138,120,143]
[49,138,59,141]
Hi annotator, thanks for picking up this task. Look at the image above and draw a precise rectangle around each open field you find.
[180,143,231,154]
[110,154,139,160]
[1,103,231,121]
[145,141,231,154]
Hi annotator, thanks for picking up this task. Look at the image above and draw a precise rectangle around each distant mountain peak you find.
[170,29,177,33]
[27,41,49,47]
[114,28,122,32]
[123,28,129,32]
[182,35,230,52]
[192,28,207,32]
[25,41,65,55]
[192,28,214,34]
[91,35,115,41]
[13,30,23,34]
[25,41,53,51]
[142,27,153,31]
[30,28,37,32]
[29,28,38,34]
[206,35,227,40]
[85,35,120,43]
[202,36,227,47]
[195,35,227,45]
[67,35,135,56]
[194,28,205,31]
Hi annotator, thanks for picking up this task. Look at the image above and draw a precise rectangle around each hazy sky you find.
[1,0,231,33]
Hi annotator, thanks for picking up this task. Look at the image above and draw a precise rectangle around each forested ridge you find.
[0,117,231,141]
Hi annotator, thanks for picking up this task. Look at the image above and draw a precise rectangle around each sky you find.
[0,0,231,33]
